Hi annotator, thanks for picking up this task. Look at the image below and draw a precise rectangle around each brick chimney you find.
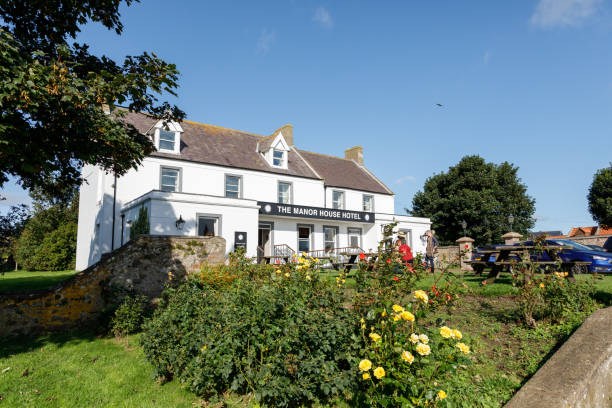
[275,124,293,146]
[345,146,364,165]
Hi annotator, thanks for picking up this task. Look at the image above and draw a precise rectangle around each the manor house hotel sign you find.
[258,201,375,223]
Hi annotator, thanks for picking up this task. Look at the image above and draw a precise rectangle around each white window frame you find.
[225,174,242,198]
[158,128,177,152]
[278,181,292,204]
[332,190,345,210]
[197,213,221,237]
[160,166,181,192]
[363,194,374,212]
[323,225,339,253]
[272,149,286,168]
[297,224,313,253]
[348,227,362,248]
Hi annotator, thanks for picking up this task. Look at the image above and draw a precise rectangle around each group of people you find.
[393,229,439,273]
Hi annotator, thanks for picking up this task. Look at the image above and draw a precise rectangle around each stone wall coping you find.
[501,232,523,239]
[505,306,612,408]
[455,236,475,243]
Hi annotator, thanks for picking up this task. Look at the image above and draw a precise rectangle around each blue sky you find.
[2,0,611,234]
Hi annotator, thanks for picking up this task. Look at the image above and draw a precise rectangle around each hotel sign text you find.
[258,201,375,223]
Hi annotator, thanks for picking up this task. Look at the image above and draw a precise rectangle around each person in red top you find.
[395,233,413,265]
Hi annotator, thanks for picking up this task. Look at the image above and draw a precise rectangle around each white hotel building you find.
[75,109,431,270]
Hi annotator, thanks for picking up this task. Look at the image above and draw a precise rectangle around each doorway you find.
[258,222,273,258]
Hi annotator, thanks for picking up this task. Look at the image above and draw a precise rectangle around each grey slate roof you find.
[115,109,393,195]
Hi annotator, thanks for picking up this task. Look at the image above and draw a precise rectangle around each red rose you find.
[465,244,469,249]
[276,259,281,265]
[386,259,391,264]
[359,253,366,260]
[407,266,414,272]
[482,280,487,285]
[432,285,436,291]
[393,276,399,281]
[446,294,451,300]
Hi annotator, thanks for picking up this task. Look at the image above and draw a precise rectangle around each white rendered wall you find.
[324,187,394,214]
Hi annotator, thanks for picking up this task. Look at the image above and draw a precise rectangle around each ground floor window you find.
[347,227,362,248]
[323,226,338,253]
[297,224,312,253]
[198,215,219,237]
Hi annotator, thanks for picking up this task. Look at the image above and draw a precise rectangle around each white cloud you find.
[256,28,275,55]
[394,176,416,185]
[530,0,602,28]
[313,6,333,29]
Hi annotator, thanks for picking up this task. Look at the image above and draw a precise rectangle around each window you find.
[332,190,344,210]
[298,225,312,252]
[363,195,374,212]
[278,182,292,204]
[198,216,218,236]
[159,129,176,151]
[323,226,338,253]
[273,149,285,167]
[348,228,362,248]
[225,175,241,198]
[160,167,180,192]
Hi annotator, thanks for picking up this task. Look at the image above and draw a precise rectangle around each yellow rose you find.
[392,304,404,313]
[416,343,431,356]
[373,366,385,379]
[285,272,290,277]
[409,333,419,344]
[358,359,372,371]
[360,317,365,324]
[440,326,452,338]
[451,329,462,340]
[539,283,545,288]
[401,350,414,364]
[414,290,429,303]
[456,342,470,354]
[400,311,415,322]
[369,333,382,342]
[392,315,401,322]
[362,372,370,380]
[419,334,429,344]
[306,275,312,281]
[437,390,447,400]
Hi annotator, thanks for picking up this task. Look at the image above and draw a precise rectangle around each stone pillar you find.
[456,236,475,271]
[502,232,523,245]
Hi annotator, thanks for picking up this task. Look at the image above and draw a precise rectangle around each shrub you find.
[111,295,149,336]
[141,271,358,407]
[541,272,597,323]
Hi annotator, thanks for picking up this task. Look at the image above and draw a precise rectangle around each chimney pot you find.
[345,146,364,166]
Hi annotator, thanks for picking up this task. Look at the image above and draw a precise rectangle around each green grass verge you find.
[0,331,202,407]
[0,270,78,292]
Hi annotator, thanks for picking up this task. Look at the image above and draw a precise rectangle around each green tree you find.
[410,155,536,245]
[588,164,612,228]
[130,206,150,239]
[15,191,78,270]
[0,204,30,271]
[0,0,184,198]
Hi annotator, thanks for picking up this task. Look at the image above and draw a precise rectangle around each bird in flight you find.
[435,103,443,107]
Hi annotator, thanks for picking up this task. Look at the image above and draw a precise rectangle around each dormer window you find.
[153,120,182,154]
[273,149,285,167]
[159,129,176,151]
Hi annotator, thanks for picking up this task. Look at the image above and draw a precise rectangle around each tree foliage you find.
[130,206,149,239]
[15,191,78,271]
[588,164,612,228]
[410,155,536,245]
[0,203,30,270]
[0,0,184,197]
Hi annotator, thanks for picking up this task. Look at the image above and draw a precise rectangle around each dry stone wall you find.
[0,235,225,337]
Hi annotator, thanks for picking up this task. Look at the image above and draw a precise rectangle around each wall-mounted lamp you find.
[175,215,185,230]
[126,220,132,227]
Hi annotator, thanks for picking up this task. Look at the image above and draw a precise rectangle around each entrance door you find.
[258,223,272,257]
[323,226,338,254]
[348,227,362,249]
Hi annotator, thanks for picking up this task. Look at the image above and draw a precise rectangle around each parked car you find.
[522,239,612,274]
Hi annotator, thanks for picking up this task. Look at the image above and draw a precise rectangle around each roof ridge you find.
[183,120,266,138]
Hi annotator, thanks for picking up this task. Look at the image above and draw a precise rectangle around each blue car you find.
[523,239,612,274]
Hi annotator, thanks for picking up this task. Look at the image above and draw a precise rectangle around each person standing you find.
[425,230,439,273]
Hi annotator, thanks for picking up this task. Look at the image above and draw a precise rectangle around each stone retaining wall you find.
[505,306,612,408]
[436,245,460,263]
[565,234,612,250]
[0,235,225,337]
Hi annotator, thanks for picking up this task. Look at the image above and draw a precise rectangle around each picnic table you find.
[468,244,591,282]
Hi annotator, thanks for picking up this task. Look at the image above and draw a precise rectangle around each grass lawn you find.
[0,331,204,408]
[0,270,78,292]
